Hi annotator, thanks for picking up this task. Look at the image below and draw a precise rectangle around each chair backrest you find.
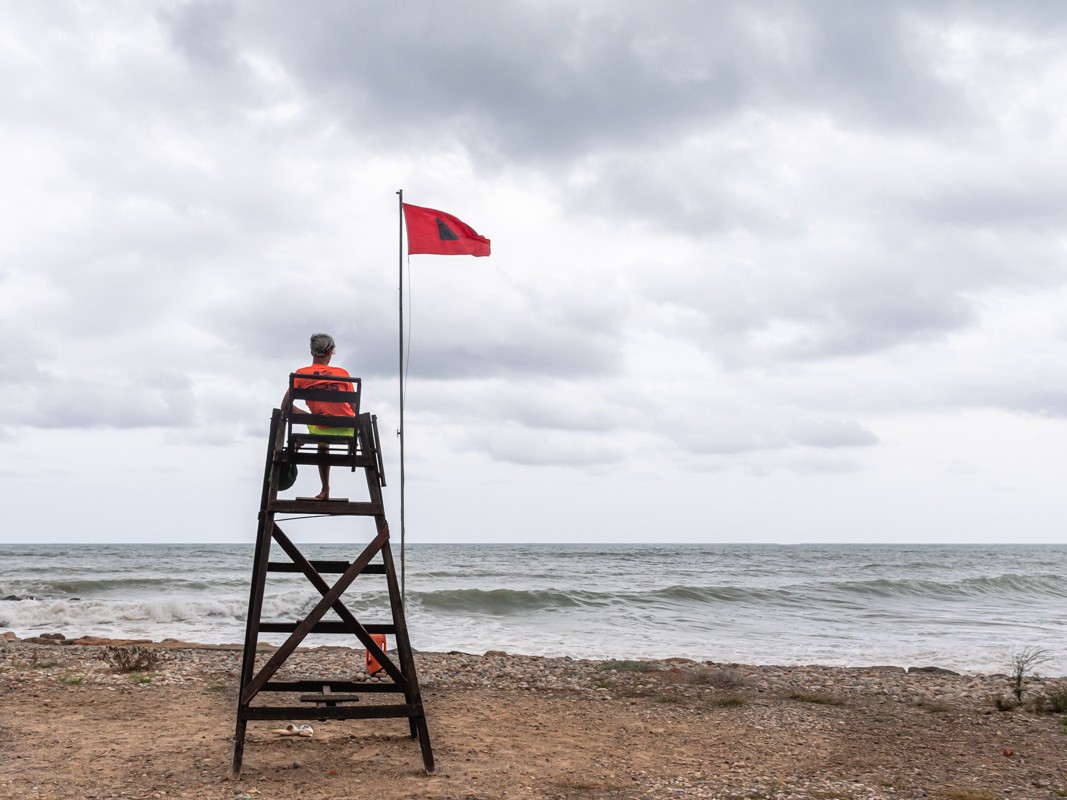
[287,372,361,420]
[285,373,361,452]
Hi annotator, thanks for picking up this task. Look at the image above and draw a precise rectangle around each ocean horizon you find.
[1,542,1064,676]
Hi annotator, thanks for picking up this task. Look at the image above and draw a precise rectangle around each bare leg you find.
[315,444,330,500]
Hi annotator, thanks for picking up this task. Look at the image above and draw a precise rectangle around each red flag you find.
[402,203,491,257]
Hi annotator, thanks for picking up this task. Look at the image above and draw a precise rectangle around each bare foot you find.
[314,487,330,500]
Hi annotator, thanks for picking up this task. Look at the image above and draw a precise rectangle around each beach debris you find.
[271,723,314,738]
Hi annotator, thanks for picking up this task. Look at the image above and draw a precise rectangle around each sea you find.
[0,543,1064,676]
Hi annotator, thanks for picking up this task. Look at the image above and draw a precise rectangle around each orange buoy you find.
[365,633,387,674]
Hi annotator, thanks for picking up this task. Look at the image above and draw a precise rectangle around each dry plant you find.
[99,646,165,673]
[1010,646,1052,702]
[684,666,747,689]
[1046,684,1067,713]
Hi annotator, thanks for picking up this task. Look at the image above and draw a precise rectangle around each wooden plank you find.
[266,561,386,574]
[370,414,387,486]
[283,451,374,466]
[287,433,360,445]
[289,388,359,405]
[303,684,347,707]
[380,538,435,770]
[290,412,357,428]
[267,500,382,516]
[290,374,360,389]
[239,704,422,722]
[299,693,363,704]
[233,408,285,777]
[259,680,401,694]
[258,621,395,634]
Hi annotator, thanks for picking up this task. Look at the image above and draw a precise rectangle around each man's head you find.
[310,333,335,358]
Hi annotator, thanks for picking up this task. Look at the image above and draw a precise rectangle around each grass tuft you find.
[788,691,843,706]
[711,695,745,707]
[598,659,657,673]
[941,789,998,800]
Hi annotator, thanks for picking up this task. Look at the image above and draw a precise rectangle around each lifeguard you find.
[280,332,357,500]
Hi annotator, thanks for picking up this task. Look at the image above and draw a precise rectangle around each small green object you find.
[278,463,298,491]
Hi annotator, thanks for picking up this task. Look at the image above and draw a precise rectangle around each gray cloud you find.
[463,425,627,468]
[908,177,1067,233]
[787,417,880,448]
[163,0,239,70]
[668,415,878,458]
[4,370,195,430]
[405,327,622,381]
[219,0,1002,172]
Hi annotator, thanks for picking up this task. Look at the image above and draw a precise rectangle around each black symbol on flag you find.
[435,218,460,241]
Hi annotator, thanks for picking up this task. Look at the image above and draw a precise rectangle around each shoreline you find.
[4,629,1064,680]
[3,630,1061,705]
[2,634,1066,798]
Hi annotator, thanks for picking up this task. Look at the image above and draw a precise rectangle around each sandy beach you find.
[1,634,1064,800]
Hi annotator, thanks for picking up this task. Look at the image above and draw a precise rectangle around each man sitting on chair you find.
[281,332,356,500]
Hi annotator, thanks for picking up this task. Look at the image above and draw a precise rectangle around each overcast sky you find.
[2,1,1065,544]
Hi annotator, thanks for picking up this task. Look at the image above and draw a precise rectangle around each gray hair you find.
[309,333,335,357]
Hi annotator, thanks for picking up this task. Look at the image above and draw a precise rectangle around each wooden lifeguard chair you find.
[232,374,433,776]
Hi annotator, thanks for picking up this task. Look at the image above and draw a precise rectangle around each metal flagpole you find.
[397,189,406,599]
